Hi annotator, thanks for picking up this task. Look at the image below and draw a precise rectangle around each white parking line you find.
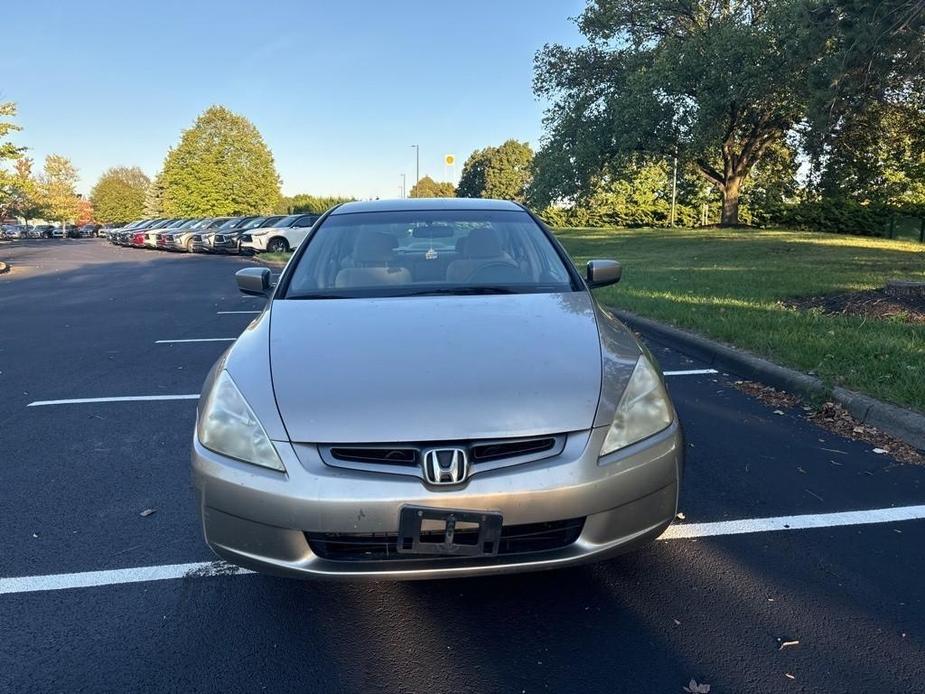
[27,394,199,407]
[663,368,718,376]
[155,338,236,344]
[217,311,260,315]
[2,504,923,596]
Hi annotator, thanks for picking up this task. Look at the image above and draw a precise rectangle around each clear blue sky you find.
[2,1,584,199]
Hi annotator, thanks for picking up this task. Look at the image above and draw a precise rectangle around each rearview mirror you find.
[586,259,622,289]
[236,267,273,297]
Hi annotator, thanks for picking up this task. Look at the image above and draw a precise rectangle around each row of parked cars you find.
[107,213,321,254]
[1,223,104,239]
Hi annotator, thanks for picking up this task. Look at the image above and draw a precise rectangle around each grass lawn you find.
[557,227,925,412]
[257,251,292,265]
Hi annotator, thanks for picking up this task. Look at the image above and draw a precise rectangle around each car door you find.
[286,215,319,248]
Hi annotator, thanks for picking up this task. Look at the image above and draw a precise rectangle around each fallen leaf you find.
[872,448,888,454]
[785,673,796,680]
[676,512,686,520]
[779,640,800,650]
[773,409,785,415]
[140,509,157,517]
[683,679,711,693]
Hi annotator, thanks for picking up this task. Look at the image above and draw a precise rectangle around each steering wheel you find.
[465,261,522,283]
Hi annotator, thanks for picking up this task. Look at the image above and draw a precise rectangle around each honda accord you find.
[192,198,682,579]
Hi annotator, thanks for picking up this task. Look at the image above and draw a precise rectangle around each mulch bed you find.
[782,289,925,324]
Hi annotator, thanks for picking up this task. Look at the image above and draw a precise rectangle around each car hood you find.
[268,292,603,443]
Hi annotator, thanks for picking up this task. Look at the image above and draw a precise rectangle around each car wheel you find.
[267,238,289,253]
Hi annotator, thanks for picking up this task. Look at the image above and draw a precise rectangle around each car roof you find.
[330,198,523,215]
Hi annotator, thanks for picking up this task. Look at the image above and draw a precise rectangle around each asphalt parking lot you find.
[1,239,924,693]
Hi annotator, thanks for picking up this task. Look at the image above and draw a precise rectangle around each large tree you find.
[408,175,456,198]
[534,1,825,225]
[41,155,80,230]
[5,157,46,224]
[457,140,533,201]
[160,106,280,216]
[144,170,165,216]
[90,166,150,223]
[0,101,26,218]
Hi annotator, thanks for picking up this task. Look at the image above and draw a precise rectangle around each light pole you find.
[401,173,406,198]
[410,145,419,185]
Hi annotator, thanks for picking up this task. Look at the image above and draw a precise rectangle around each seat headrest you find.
[465,228,502,258]
[353,230,397,263]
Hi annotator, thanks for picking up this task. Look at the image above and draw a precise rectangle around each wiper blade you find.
[289,293,348,300]
[404,286,516,296]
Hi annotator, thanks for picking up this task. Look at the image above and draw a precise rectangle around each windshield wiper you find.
[288,293,348,300]
[403,286,517,296]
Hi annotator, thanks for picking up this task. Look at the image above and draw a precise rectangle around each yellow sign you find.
[444,154,455,166]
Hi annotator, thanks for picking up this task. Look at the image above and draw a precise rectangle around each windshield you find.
[258,215,284,228]
[283,209,576,299]
[217,218,243,230]
[237,217,267,230]
[272,214,300,228]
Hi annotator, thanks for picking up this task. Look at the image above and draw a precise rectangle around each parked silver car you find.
[192,198,682,580]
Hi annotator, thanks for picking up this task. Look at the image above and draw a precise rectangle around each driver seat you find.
[335,231,411,288]
[445,229,514,283]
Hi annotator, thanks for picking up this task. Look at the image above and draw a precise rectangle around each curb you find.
[0,261,9,274]
[613,309,925,451]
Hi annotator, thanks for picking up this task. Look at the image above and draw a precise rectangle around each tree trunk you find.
[720,176,742,226]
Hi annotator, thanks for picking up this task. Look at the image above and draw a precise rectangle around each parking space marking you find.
[27,394,199,407]
[663,368,718,376]
[3,504,923,596]
[217,311,261,315]
[661,504,925,539]
[155,338,236,344]
[0,562,251,596]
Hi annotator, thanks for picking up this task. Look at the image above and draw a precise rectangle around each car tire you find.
[267,238,289,253]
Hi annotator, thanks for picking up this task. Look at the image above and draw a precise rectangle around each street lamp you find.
[410,145,419,185]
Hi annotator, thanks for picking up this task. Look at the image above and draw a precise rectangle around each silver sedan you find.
[192,198,682,580]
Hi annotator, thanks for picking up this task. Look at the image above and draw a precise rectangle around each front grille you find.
[471,437,556,462]
[307,517,585,562]
[317,434,567,480]
[331,446,417,466]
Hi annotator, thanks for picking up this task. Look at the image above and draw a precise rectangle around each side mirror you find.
[236,267,273,297]
[586,260,622,289]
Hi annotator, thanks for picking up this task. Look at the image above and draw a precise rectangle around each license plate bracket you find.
[397,506,503,557]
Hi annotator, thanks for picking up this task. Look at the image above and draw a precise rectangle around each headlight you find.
[197,370,285,471]
[250,229,270,236]
[600,355,673,457]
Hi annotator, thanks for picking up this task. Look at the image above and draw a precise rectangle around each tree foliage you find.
[144,171,165,217]
[0,101,27,219]
[277,194,356,214]
[3,157,46,223]
[160,105,281,216]
[41,155,80,226]
[90,166,150,223]
[804,0,925,152]
[408,175,456,198]
[457,140,533,201]
[534,1,832,225]
[0,101,24,164]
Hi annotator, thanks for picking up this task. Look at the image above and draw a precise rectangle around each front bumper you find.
[211,237,241,254]
[240,234,268,252]
[192,423,682,580]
